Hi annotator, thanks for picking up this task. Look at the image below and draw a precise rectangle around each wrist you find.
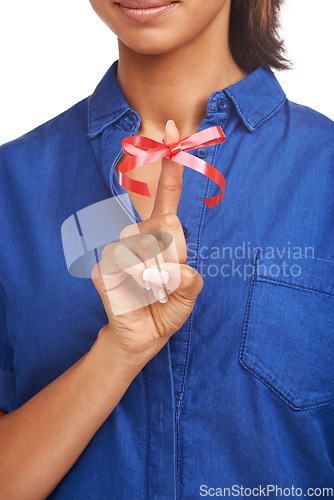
[92,325,148,378]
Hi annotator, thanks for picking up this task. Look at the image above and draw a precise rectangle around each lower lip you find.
[117,2,178,23]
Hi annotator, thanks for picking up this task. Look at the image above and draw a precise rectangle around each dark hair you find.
[229,0,291,74]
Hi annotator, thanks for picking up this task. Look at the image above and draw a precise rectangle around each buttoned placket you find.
[91,110,176,499]
[170,92,232,499]
[90,92,232,498]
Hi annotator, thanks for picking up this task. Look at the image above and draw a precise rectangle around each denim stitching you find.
[143,369,152,499]
[252,95,287,129]
[241,354,334,411]
[225,90,286,130]
[256,276,334,297]
[309,256,334,265]
[102,127,116,156]
[88,106,130,137]
[226,94,253,130]
[239,249,260,359]
[101,112,132,156]
[87,96,92,133]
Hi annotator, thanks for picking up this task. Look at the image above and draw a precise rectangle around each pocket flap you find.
[255,251,334,296]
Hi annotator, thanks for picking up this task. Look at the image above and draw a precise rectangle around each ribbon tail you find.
[172,151,226,208]
[202,191,225,208]
[118,156,151,197]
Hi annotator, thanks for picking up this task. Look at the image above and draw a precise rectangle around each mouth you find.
[115,1,179,23]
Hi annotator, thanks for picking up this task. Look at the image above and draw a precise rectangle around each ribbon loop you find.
[119,125,227,208]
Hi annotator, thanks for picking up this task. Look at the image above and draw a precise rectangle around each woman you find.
[0,0,333,498]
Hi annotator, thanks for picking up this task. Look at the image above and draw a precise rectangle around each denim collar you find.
[87,60,286,137]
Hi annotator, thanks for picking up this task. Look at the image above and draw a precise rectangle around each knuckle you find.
[181,266,196,286]
[101,243,112,259]
[179,252,187,265]
[91,263,98,281]
[163,213,180,229]
[91,264,103,286]
[102,243,123,262]
[163,182,183,193]
[142,233,157,249]
[111,244,124,260]
[119,224,135,240]
[177,240,188,264]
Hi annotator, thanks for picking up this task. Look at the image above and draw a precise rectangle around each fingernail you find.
[142,268,169,286]
[165,119,176,132]
[158,288,168,303]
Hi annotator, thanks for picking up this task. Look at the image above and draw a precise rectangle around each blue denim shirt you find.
[1,60,334,498]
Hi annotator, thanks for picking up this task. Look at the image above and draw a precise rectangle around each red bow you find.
[118,125,226,208]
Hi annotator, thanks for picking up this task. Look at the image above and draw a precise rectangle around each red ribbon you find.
[118,125,226,208]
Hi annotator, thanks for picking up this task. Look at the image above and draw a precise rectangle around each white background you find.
[0,0,333,145]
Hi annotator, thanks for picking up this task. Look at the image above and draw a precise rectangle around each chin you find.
[120,39,180,55]
[118,29,186,55]
[97,1,188,55]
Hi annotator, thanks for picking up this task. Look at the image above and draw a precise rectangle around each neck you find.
[116,10,247,139]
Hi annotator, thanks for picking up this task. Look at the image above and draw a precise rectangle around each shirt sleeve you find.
[0,284,15,412]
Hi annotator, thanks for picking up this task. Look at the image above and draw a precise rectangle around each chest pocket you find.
[239,249,334,411]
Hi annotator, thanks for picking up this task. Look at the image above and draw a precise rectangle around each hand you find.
[92,120,203,365]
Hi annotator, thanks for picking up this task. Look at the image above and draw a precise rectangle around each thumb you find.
[144,262,204,300]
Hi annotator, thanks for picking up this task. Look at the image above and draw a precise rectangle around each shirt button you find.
[197,148,207,159]
[217,98,227,111]
[123,116,134,130]
[182,226,190,238]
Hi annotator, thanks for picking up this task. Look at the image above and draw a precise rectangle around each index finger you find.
[150,120,185,218]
